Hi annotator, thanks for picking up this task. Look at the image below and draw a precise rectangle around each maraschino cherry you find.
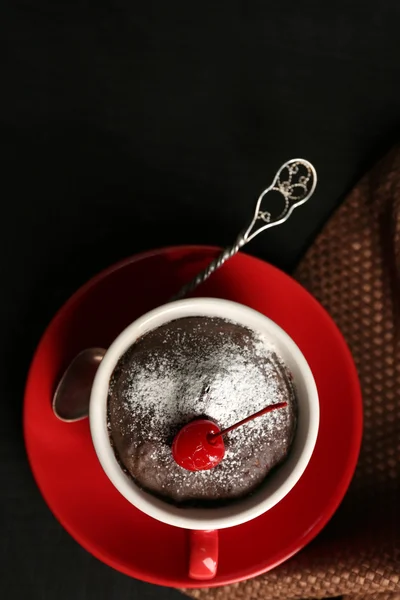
[171,419,225,471]
[172,401,288,471]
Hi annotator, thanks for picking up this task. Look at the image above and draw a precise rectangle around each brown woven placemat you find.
[182,147,400,600]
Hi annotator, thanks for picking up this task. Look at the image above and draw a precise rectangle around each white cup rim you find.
[90,298,319,530]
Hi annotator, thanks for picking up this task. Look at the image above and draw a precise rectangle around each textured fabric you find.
[343,595,400,600]
[182,147,400,600]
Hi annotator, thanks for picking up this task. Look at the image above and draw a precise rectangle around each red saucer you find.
[23,246,362,588]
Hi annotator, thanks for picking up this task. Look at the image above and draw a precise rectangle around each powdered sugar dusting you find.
[108,317,297,505]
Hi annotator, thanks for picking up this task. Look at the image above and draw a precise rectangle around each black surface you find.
[1,2,400,598]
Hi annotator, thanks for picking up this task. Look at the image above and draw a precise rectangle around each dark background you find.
[2,1,400,598]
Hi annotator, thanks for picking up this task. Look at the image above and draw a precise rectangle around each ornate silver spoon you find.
[53,158,317,422]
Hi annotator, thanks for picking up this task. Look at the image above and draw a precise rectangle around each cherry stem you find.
[208,401,288,444]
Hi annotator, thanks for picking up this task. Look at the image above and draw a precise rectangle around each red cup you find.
[90,298,319,579]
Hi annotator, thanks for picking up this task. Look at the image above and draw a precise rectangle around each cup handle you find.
[189,529,219,580]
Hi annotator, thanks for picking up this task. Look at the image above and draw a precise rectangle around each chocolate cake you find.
[107,316,297,507]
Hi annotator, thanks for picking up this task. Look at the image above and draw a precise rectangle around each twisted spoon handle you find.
[172,158,317,301]
[172,232,246,301]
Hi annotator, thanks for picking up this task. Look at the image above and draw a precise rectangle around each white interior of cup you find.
[90,298,319,530]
